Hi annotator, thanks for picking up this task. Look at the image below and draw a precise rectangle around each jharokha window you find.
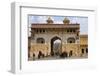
[67,37,75,43]
[36,38,45,44]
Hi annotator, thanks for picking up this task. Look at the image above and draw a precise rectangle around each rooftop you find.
[80,34,88,38]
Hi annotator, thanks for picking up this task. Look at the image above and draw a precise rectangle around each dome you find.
[63,17,70,24]
[46,17,53,24]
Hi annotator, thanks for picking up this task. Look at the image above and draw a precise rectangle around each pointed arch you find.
[50,36,62,56]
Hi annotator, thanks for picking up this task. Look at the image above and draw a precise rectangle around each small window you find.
[40,30,42,33]
[86,48,88,53]
[36,29,38,33]
[82,49,84,54]
[67,30,69,32]
[70,29,72,32]
[43,29,45,33]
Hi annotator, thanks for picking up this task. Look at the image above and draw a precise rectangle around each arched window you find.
[37,38,45,44]
[67,37,75,43]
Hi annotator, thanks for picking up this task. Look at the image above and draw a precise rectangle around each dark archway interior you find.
[51,36,61,56]
[67,37,75,43]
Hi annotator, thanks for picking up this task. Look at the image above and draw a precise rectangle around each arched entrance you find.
[51,36,62,56]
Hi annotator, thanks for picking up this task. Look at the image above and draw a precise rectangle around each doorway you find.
[51,36,61,56]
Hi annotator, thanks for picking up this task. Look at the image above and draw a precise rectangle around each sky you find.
[28,15,88,34]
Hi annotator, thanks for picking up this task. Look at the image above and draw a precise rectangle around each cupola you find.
[63,17,70,24]
[46,17,53,24]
